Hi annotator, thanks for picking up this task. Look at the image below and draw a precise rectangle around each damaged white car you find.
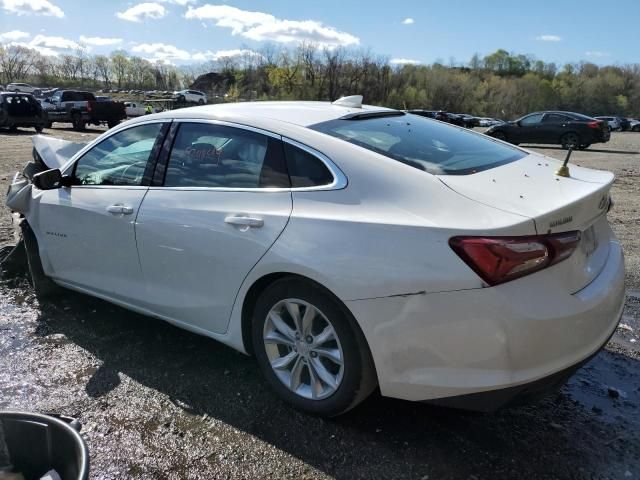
[5,97,625,416]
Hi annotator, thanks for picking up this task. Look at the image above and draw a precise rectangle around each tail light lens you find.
[449,231,581,286]
[587,121,600,129]
[87,103,92,112]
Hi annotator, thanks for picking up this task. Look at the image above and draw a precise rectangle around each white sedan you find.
[6,96,625,416]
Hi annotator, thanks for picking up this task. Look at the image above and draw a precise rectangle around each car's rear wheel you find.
[252,277,377,417]
[107,120,119,129]
[561,132,580,149]
[72,114,86,131]
[34,125,43,133]
[8,124,17,132]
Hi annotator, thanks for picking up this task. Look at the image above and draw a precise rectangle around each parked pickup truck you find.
[45,90,126,131]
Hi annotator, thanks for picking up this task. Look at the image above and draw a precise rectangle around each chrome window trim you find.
[61,118,170,176]
[145,119,348,193]
[282,137,348,192]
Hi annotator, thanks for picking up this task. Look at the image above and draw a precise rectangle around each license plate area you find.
[581,225,598,258]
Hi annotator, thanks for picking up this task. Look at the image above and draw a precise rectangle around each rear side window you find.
[310,114,525,175]
[543,114,569,123]
[164,123,289,188]
[284,143,334,188]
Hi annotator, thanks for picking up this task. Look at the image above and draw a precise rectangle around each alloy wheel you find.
[263,298,344,400]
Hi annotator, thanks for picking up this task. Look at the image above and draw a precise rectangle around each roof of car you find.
[152,101,398,127]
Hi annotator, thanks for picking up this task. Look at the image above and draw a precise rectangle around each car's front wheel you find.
[561,132,581,149]
[252,277,377,417]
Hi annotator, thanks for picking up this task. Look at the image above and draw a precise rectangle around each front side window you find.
[520,113,544,126]
[164,123,289,188]
[310,113,525,175]
[73,123,164,186]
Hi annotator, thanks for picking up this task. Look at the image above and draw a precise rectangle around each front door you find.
[33,121,167,302]
[135,121,292,333]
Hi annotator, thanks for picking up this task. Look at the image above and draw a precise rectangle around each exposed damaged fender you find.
[6,173,32,214]
[32,134,87,170]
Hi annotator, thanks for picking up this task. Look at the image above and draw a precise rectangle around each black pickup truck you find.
[44,90,126,131]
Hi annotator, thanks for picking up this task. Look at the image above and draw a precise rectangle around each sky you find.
[1,0,639,67]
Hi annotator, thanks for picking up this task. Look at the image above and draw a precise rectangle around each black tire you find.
[34,125,43,133]
[72,114,86,131]
[561,132,580,150]
[45,121,53,129]
[578,144,591,150]
[20,222,62,300]
[107,120,119,129]
[252,277,377,417]
[8,125,17,132]
[198,98,205,105]
[178,95,185,102]
[633,125,640,132]
[491,131,507,142]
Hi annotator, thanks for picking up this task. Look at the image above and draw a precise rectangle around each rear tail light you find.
[587,121,600,129]
[87,103,92,112]
[449,231,581,286]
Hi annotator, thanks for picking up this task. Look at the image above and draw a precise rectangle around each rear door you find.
[135,120,292,333]
[514,113,545,143]
[540,113,571,143]
[33,121,168,301]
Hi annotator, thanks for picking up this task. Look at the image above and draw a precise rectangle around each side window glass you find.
[164,123,289,188]
[543,114,567,123]
[520,113,544,126]
[284,143,334,188]
[73,123,164,186]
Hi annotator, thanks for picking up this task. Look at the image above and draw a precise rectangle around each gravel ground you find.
[0,125,639,479]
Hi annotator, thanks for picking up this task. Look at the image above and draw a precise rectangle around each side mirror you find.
[32,168,69,190]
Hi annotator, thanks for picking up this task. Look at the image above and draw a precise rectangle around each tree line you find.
[1,43,639,119]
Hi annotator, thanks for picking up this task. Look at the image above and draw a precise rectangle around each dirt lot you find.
[0,125,639,479]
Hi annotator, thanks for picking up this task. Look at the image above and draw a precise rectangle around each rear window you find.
[310,113,525,175]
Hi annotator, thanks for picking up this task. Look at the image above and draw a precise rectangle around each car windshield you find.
[310,113,526,175]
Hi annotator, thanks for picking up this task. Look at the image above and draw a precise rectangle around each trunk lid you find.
[439,152,614,292]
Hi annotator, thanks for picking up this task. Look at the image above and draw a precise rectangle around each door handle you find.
[224,215,264,228]
[106,204,134,215]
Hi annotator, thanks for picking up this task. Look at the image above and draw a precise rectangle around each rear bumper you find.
[346,239,625,406]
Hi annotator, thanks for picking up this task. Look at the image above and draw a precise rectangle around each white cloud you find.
[1,0,63,17]
[401,18,414,25]
[30,34,81,51]
[0,30,30,42]
[8,34,82,56]
[116,2,166,22]
[131,42,191,62]
[191,48,260,62]
[536,34,562,42]
[79,35,123,46]
[390,58,421,65]
[586,51,611,58]
[158,0,196,4]
[185,4,359,48]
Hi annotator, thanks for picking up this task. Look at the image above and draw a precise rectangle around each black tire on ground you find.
[8,125,17,132]
[45,121,53,129]
[633,126,640,132]
[72,114,86,131]
[198,99,205,105]
[492,131,507,142]
[107,120,119,129]
[252,277,377,417]
[578,144,591,150]
[20,222,62,300]
[561,132,581,150]
[34,125,43,133]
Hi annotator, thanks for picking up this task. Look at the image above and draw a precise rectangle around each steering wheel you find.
[119,161,148,184]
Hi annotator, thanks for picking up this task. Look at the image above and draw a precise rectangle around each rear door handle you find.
[106,204,134,215]
[224,215,264,228]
